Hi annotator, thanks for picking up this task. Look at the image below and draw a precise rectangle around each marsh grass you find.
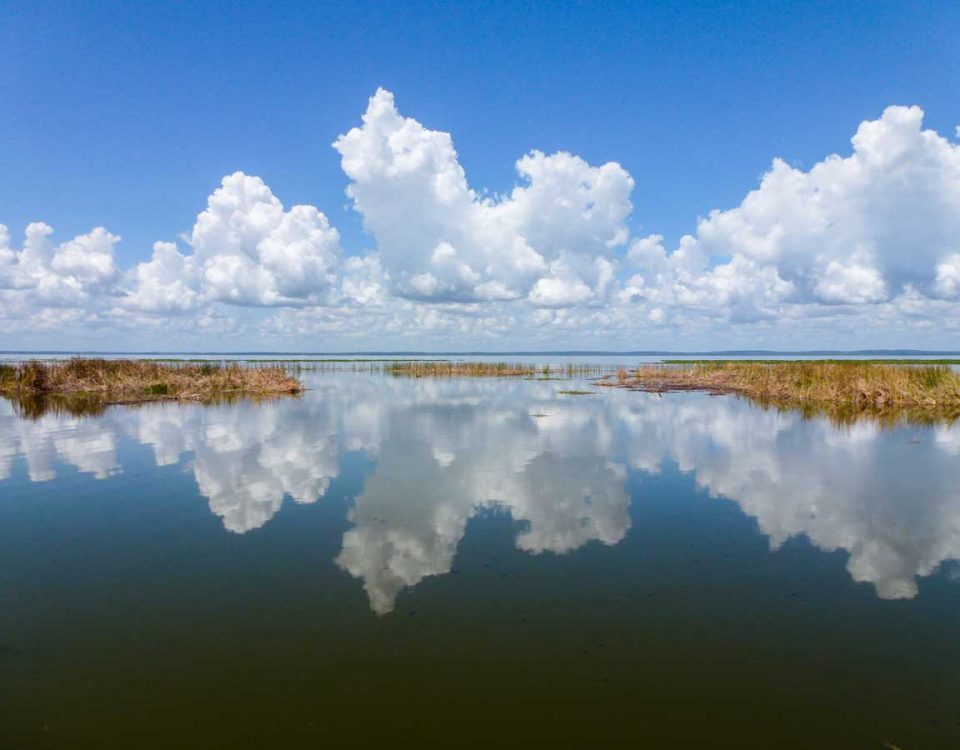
[602,361,960,423]
[0,358,303,403]
[386,361,609,378]
[387,362,538,377]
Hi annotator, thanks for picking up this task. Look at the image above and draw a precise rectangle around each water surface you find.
[2,372,959,748]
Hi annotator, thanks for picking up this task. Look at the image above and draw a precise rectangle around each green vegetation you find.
[557,390,594,396]
[0,358,303,404]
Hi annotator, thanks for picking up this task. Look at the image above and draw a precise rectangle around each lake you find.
[2,369,959,748]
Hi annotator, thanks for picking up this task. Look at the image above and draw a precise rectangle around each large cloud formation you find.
[334,88,632,307]
[0,222,120,298]
[3,93,960,346]
[621,105,960,325]
[125,172,342,311]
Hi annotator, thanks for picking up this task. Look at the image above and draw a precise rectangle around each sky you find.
[2,0,960,352]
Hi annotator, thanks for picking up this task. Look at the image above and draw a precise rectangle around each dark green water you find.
[1,372,959,748]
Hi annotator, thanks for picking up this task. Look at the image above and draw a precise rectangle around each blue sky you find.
[2,1,960,351]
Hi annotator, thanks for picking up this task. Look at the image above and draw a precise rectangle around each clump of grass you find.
[0,358,303,403]
[602,361,960,423]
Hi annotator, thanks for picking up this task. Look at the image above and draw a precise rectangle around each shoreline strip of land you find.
[0,359,303,404]
[598,361,960,421]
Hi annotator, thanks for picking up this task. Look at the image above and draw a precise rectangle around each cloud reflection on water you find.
[334,387,631,613]
[3,375,960,611]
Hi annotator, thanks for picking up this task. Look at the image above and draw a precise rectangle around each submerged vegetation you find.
[601,361,960,423]
[0,358,303,405]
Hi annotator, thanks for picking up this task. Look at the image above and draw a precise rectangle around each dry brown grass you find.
[0,358,303,403]
[600,361,960,423]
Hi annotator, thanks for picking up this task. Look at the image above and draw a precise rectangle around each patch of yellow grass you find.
[0,358,303,402]
[601,362,960,423]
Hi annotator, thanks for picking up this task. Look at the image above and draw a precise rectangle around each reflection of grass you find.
[0,358,303,403]
[7,391,297,420]
[10,393,112,420]
[603,362,960,424]
[557,390,594,396]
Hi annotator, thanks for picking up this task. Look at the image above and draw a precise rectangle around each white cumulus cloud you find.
[4,96,960,348]
[125,172,343,311]
[0,222,120,305]
[334,88,633,307]
[624,105,960,326]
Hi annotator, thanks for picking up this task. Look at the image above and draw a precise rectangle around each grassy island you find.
[601,361,960,422]
[0,358,303,404]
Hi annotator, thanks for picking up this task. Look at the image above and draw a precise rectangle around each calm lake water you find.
[2,370,960,748]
